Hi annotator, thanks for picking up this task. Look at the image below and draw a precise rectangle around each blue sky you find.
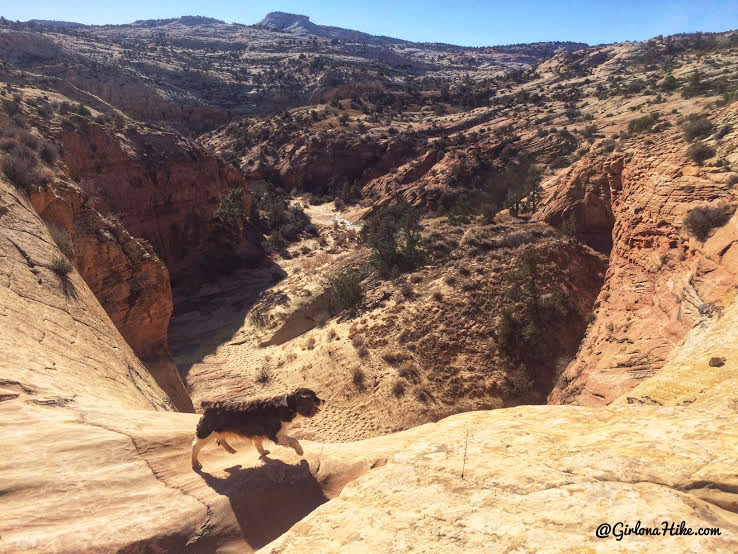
[2,1,737,46]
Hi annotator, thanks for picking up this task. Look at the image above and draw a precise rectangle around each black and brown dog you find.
[191,388,325,470]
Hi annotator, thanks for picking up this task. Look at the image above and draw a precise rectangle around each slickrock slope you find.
[28,175,192,412]
[544,102,738,406]
[262,406,738,553]
[0,177,170,411]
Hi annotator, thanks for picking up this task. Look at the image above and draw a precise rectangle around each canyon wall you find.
[61,118,258,294]
[0,176,170,411]
[28,176,193,411]
[541,102,738,405]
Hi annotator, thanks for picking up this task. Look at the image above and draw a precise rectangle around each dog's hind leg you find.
[253,437,270,457]
[191,434,213,470]
[215,434,237,454]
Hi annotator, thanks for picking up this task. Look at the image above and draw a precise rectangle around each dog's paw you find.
[293,445,304,456]
[192,461,202,471]
[258,450,270,457]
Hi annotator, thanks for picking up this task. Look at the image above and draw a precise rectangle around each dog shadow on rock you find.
[197,457,328,550]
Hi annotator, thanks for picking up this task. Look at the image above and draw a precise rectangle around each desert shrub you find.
[49,254,73,276]
[660,74,681,91]
[47,223,74,259]
[581,124,598,139]
[327,269,364,316]
[362,200,424,276]
[382,349,412,365]
[351,366,366,389]
[398,360,419,383]
[18,130,39,150]
[249,307,269,328]
[74,103,91,117]
[1,142,40,190]
[681,115,713,142]
[684,203,735,241]
[628,112,659,134]
[256,366,271,384]
[413,384,432,403]
[549,155,570,169]
[213,188,245,231]
[686,142,715,165]
[250,189,312,244]
[391,379,406,397]
[267,230,286,251]
[1,98,20,116]
[39,142,58,166]
[497,247,574,366]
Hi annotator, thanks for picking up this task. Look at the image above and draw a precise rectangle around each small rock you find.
[709,357,726,367]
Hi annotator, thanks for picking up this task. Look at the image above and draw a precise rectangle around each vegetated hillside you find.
[178,208,606,441]
[0,15,585,134]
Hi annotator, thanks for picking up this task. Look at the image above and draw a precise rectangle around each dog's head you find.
[290,388,325,417]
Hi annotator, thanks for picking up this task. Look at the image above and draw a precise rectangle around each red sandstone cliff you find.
[61,118,258,296]
[29,176,194,412]
[541,103,738,405]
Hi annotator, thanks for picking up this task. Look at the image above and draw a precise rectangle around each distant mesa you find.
[26,19,87,28]
[132,15,226,27]
[258,12,313,31]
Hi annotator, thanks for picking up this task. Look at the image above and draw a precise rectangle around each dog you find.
[191,388,325,470]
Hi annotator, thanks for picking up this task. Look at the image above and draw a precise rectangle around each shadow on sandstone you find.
[197,457,328,550]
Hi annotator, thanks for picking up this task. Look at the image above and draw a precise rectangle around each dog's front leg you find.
[277,433,304,456]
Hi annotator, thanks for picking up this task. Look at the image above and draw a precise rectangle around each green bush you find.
[684,203,735,241]
[213,188,245,231]
[327,270,364,316]
[628,112,659,134]
[497,247,573,363]
[681,115,713,142]
[686,142,714,165]
[362,200,424,277]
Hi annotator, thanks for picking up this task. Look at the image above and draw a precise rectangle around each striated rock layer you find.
[0,177,170,411]
[28,176,193,412]
[542,102,738,405]
[62,117,259,295]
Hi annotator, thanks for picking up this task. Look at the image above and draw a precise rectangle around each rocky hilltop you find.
[1,13,737,553]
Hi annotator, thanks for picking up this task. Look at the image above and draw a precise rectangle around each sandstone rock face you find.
[262,406,738,553]
[62,118,258,296]
[28,178,193,412]
[543,103,738,406]
[5,374,738,553]
[0,177,170,411]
